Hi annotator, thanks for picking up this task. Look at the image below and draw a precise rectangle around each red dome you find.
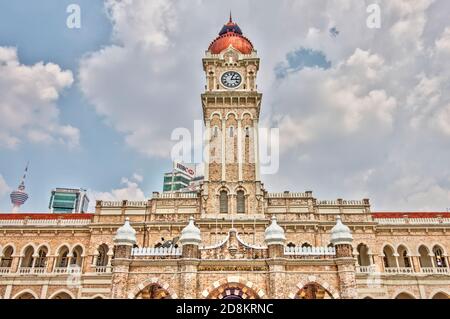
[208,16,253,54]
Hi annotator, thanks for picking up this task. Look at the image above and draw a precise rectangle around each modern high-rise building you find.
[163,162,197,193]
[48,188,89,213]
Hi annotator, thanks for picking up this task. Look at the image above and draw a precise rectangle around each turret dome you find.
[179,216,202,246]
[114,218,137,245]
[264,216,286,245]
[330,216,353,245]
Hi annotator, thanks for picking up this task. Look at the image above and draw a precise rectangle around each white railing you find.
[420,267,449,274]
[200,214,265,221]
[375,218,450,225]
[18,267,46,274]
[33,267,46,274]
[267,192,310,198]
[284,246,335,256]
[0,267,11,274]
[0,219,91,226]
[101,200,148,207]
[132,247,182,257]
[53,267,81,274]
[384,267,414,274]
[94,266,111,273]
[152,193,198,199]
[318,200,366,205]
[356,265,377,273]
[0,220,23,226]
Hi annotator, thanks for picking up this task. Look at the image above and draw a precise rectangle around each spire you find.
[229,11,233,24]
[18,161,29,191]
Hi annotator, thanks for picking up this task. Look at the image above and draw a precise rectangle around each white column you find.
[237,119,243,181]
[253,119,260,181]
[221,119,226,181]
[204,119,210,182]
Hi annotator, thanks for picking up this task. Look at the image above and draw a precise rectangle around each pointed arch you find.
[12,289,39,299]
[201,276,265,299]
[289,276,340,299]
[128,278,178,299]
[48,289,75,299]
[394,291,416,299]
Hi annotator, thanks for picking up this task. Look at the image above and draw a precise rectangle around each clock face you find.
[221,71,242,88]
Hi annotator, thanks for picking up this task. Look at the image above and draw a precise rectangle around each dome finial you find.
[330,215,353,246]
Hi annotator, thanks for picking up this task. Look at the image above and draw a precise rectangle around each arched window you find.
[236,190,245,214]
[34,247,48,268]
[229,126,234,137]
[212,126,219,138]
[0,246,14,268]
[96,244,109,267]
[219,190,228,213]
[287,242,296,248]
[433,246,447,267]
[57,246,70,268]
[71,245,83,267]
[383,246,395,268]
[357,244,371,266]
[397,245,410,268]
[21,246,34,267]
[301,243,312,248]
[418,245,433,268]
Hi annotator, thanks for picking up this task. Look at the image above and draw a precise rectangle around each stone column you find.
[111,244,132,299]
[179,260,199,298]
[335,244,358,299]
[267,258,286,299]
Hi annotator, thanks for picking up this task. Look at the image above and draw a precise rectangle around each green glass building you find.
[49,188,89,213]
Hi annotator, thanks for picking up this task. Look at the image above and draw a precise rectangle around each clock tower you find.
[201,15,265,216]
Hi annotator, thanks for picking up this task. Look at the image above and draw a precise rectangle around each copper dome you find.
[208,15,254,54]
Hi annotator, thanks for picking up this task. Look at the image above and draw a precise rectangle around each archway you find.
[137,284,171,299]
[432,292,449,299]
[295,283,333,299]
[207,282,260,299]
[52,292,72,299]
[395,292,415,299]
[14,291,37,299]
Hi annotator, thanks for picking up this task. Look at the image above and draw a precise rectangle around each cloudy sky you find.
[0,0,450,212]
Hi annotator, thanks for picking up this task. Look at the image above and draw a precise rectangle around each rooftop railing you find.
[132,247,182,257]
[284,246,335,256]
[0,219,91,227]
[375,218,450,225]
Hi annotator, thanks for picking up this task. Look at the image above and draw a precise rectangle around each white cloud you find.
[0,174,11,198]
[0,47,78,149]
[90,176,146,206]
[132,173,144,183]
